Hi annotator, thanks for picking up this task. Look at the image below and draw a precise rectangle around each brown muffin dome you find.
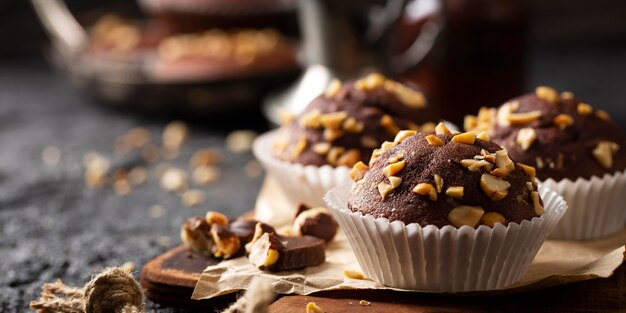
[272,73,434,167]
[347,125,543,228]
[466,87,626,181]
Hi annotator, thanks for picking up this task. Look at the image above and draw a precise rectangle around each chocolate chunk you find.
[248,233,325,272]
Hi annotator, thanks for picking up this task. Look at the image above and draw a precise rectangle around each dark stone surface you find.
[0,60,266,312]
[2,38,626,312]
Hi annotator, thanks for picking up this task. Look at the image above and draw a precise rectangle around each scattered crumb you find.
[160,167,187,192]
[192,166,220,185]
[244,159,263,178]
[306,302,324,313]
[42,146,61,166]
[148,205,165,219]
[225,130,257,154]
[121,261,135,273]
[359,300,371,306]
[190,148,222,168]
[343,269,365,280]
[181,189,205,208]
[128,166,147,185]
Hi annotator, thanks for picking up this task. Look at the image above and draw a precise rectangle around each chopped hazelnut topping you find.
[336,149,361,167]
[327,147,346,165]
[343,117,364,133]
[361,136,378,148]
[394,130,417,144]
[446,186,464,199]
[349,161,369,181]
[380,115,400,136]
[476,131,490,142]
[434,174,443,193]
[561,91,575,100]
[357,73,386,91]
[461,159,493,172]
[388,176,402,188]
[412,183,437,201]
[451,132,476,144]
[381,141,396,150]
[464,115,478,131]
[516,127,537,151]
[508,111,542,126]
[291,135,308,159]
[592,141,620,169]
[435,122,451,135]
[496,101,520,126]
[577,102,593,116]
[306,302,324,313]
[343,269,365,279]
[369,149,383,166]
[526,182,535,191]
[535,86,560,104]
[206,211,229,226]
[323,128,344,142]
[384,80,426,108]
[517,163,537,181]
[553,114,574,129]
[378,182,393,199]
[324,79,342,98]
[320,111,348,130]
[300,110,322,129]
[383,160,406,177]
[596,110,611,121]
[531,191,544,215]
[480,174,511,201]
[312,142,331,155]
[425,135,444,147]
[492,150,515,178]
[481,212,506,227]
[448,206,484,228]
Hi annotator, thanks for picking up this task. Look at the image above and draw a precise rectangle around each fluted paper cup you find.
[324,183,567,292]
[253,130,351,214]
[540,170,626,240]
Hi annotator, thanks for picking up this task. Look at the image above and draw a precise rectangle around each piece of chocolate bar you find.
[248,233,325,271]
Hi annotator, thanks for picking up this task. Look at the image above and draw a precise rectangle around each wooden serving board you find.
[141,245,626,312]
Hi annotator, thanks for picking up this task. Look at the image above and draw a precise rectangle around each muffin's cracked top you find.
[347,124,543,228]
[465,86,626,181]
[272,73,434,167]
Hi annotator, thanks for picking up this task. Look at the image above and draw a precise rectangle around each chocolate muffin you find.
[466,87,626,181]
[347,125,543,228]
[272,73,434,168]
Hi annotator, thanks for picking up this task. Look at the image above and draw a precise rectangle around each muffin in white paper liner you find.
[541,169,626,240]
[324,183,567,292]
[253,130,351,213]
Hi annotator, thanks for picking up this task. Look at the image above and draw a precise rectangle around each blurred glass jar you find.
[397,0,528,125]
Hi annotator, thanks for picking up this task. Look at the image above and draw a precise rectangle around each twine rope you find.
[30,268,145,313]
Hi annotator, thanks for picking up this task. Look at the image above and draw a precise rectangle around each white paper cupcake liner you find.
[324,183,567,292]
[540,169,626,240]
[253,130,351,216]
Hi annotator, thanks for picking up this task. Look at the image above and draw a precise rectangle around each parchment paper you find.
[192,177,626,300]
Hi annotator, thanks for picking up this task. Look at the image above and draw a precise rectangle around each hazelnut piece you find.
[349,161,369,182]
[210,224,241,259]
[384,80,426,108]
[476,131,490,142]
[577,103,593,116]
[592,141,620,169]
[434,174,443,193]
[508,111,542,126]
[535,86,560,104]
[206,211,229,226]
[380,115,400,136]
[492,150,515,178]
[461,159,493,172]
[435,122,451,135]
[531,191,544,215]
[480,174,511,201]
[180,217,212,253]
[451,132,476,144]
[388,176,402,188]
[336,149,361,167]
[312,142,331,155]
[319,111,348,130]
[394,130,417,144]
[496,101,520,126]
[383,159,406,177]
[425,135,444,147]
[324,79,342,98]
[306,302,325,313]
[553,114,574,129]
[343,269,365,279]
[378,182,393,199]
[516,127,537,151]
[445,186,464,199]
[448,206,485,228]
[412,183,437,201]
[481,212,506,227]
[517,163,537,181]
